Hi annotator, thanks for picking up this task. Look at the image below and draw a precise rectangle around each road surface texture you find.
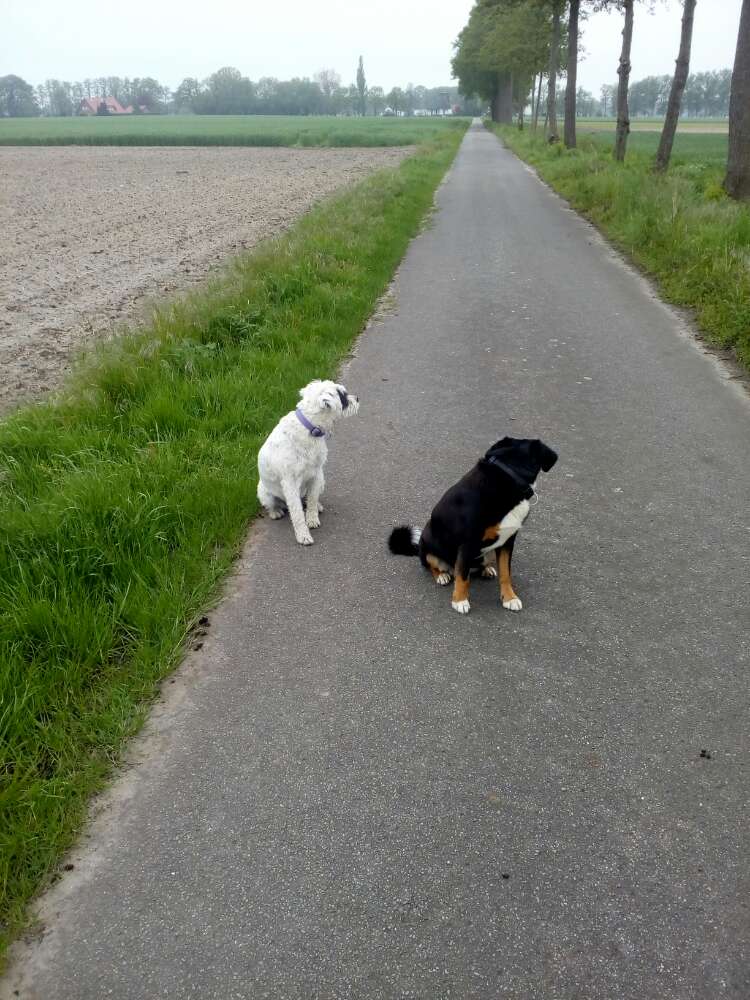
[3,121,748,999]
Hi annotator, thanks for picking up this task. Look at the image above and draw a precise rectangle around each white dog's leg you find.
[257,480,286,519]
[305,472,325,529]
[282,480,313,545]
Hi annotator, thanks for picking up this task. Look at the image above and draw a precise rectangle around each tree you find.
[39,80,74,118]
[356,56,367,116]
[629,74,668,116]
[368,85,385,116]
[194,67,254,114]
[533,73,545,128]
[404,83,417,116]
[452,2,512,123]
[128,76,168,113]
[386,87,404,114]
[564,0,580,146]
[655,0,697,172]
[452,0,550,125]
[614,0,634,160]
[576,86,597,116]
[314,69,341,102]
[600,82,615,116]
[545,0,565,141]
[725,0,750,198]
[0,75,39,117]
[173,77,203,113]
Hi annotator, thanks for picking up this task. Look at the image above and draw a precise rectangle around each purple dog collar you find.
[295,408,326,438]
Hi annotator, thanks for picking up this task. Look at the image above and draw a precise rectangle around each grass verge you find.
[0,122,467,960]
[0,113,467,147]
[488,124,750,368]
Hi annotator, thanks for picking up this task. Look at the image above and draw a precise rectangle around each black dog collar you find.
[484,455,535,498]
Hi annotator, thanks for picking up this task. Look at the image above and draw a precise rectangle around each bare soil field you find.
[0,145,409,414]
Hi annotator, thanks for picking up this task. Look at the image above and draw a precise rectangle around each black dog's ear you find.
[535,440,558,472]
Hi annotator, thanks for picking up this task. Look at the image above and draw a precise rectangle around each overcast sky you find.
[3,0,743,96]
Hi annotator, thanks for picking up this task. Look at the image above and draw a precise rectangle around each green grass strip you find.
[0,124,467,959]
[488,124,750,369]
[0,113,467,147]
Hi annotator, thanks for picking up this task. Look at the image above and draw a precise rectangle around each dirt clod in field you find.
[0,145,410,414]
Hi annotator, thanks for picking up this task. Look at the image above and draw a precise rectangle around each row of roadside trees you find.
[0,68,483,120]
[452,0,750,199]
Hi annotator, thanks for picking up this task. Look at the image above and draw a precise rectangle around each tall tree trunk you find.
[564,0,580,148]
[531,73,537,125]
[655,0,697,171]
[494,72,513,124]
[546,1,563,140]
[491,90,500,123]
[533,73,544,131]
[725,0,750,198]
[614,0,634,161]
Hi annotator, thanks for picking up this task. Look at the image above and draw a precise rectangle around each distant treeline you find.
[552,71,732,120]
[585,70,732,119]
[0,69,485,118]
[1,67,731,122]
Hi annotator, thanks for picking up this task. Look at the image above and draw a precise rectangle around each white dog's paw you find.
[268,509,286,520]
[481,565,498,579]
[306,513,321,529]
[452,599,471,615]
[436,572,452,586]
[296,531,314,546]
[502,597,523,612]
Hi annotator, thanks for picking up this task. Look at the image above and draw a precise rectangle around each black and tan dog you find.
[388,437,557,615]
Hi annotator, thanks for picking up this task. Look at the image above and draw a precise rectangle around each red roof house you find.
[79,96,129,115]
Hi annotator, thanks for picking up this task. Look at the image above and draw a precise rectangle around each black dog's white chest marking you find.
[480,499,531,554]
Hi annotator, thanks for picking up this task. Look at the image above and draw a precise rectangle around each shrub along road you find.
[3,121,748,999]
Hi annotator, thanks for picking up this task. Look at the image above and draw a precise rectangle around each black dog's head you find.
[483,437,558,486]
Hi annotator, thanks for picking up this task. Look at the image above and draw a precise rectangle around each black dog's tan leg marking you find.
[426,553,452,586]
[451,573,471,614]
[452,546,474,614]
[498,542,522,611]
[481,524,499,578]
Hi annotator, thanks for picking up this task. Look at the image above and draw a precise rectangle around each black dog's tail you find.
[388,525,421,557]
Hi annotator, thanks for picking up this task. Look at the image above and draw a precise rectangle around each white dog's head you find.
[298,380,360,424]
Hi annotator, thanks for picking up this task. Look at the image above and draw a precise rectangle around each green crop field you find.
[580,128,729,167]
[576,117,728,134]
[0,114,467,147]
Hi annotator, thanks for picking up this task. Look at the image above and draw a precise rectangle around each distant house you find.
[79,97,129,115]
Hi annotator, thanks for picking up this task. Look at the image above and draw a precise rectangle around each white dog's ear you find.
[300,379,321,399]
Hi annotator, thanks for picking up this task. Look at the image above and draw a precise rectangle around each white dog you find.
[257,379,360,544]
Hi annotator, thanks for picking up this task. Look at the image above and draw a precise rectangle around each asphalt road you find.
[4,121,749,1000]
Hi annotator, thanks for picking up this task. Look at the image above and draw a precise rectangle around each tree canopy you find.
[452,1,554,121]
